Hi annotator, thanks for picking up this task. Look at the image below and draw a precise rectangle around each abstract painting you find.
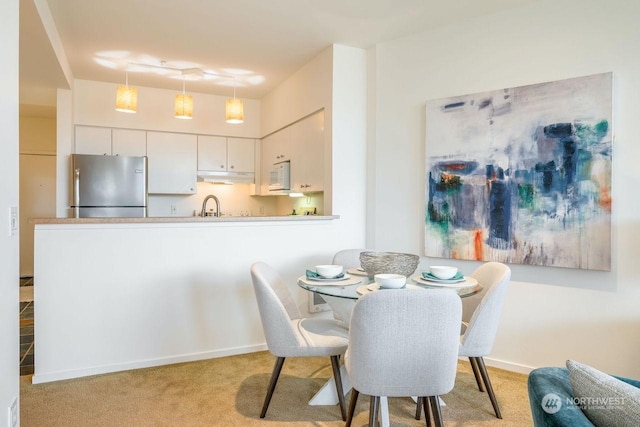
[424,73,612,270]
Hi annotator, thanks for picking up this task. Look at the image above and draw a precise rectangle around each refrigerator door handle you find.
[73,168,80,217]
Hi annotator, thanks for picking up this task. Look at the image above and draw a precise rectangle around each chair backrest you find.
[250,262,303,355]
[346,289,462,397]
[332,248,375,269]
[459,262,511,357]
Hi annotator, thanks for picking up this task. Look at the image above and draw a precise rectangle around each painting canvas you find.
[424,73,612,270]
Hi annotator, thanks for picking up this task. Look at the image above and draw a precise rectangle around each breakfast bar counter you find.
[32,214,357,384]
[31,214,339,225]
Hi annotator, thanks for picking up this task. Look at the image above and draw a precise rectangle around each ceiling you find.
[20,0,536,107]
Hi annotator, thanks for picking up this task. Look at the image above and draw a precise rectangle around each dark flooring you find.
[20,276,34,376]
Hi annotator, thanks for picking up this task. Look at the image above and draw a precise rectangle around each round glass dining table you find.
[297,272,482,300]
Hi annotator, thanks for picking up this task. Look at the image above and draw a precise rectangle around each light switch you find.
[9,206,17,237]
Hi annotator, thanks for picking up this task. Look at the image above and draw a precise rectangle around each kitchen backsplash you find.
[148,182,324,217]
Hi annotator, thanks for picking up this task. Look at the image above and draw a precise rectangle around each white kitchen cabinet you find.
[75,126,112,155]
[75,126,147,157]
[147,131,197,194]
[262,127,291,165]
[260,127,291,194]
[112,129,147,156]
[227,138,255,173]
[197,135,227,171]
[198,136,254,174]
[290,110,324,192]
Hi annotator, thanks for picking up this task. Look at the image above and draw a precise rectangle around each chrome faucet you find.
[201,194,221,217]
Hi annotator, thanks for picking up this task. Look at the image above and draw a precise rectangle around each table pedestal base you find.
[308,367,445,427]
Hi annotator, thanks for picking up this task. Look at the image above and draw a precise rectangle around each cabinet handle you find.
[220,165,224,168]
[230,165,234,169]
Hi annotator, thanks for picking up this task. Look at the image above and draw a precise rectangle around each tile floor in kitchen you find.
[20,276,34,376]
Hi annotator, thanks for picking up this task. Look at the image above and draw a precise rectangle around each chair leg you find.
[476,357,502,419]
[346,389,359,427]
[330,355,347,421]
[422,396,433,427]
[260,356,285,418]
[469,357,485,392]
[415,396,422,420]
[429,396,443,427]
[369,396,379,427]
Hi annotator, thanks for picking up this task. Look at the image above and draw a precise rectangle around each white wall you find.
[261,47,332,136]
[20,116,57,276]
[19,155,56,276]
[0,0,20,424]
[56,89,73,217]
[372,0,640,377]
[19,116,56,154]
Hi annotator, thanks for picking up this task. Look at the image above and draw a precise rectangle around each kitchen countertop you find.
[31,215,339,225]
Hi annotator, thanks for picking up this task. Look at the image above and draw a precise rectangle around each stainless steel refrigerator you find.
[71,154,148,218]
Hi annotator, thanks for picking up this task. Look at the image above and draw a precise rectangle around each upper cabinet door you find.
[263,127,291,165]
[112,129,147,156]
[197,135,227,171]
[291,110,324,192]
[227,138,254,173]
[75,126,112,155]
[147,131,197,194]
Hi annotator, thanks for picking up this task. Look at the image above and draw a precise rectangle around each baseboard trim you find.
[479,356,537,375]
[32,343,268,384]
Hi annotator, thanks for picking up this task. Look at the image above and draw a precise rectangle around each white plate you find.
[306,273,351,282]
[301,275,362,287]
[413,275,478,288]
[419,273,466,284]
[346,267,368,276]
[357,283,422,295]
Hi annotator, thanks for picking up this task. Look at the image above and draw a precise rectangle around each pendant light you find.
[115,70,138,113]
[175,78,193,119]
[225,78,244,124]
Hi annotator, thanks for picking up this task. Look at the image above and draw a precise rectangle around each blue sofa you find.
[528,367,640,426]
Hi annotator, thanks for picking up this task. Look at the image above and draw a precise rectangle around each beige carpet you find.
[20,351,533,426]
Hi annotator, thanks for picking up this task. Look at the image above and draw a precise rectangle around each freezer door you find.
[72,154,147,208]
[74,207,147,218]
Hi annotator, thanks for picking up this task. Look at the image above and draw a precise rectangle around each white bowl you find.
[315,264,343,278]
[429,266,458,280]
[374,273,407,289]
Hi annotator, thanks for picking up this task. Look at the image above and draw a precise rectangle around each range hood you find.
[197,170,255,184]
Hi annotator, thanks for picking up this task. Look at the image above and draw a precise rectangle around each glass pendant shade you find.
[225,98,244,124]
[115,85,138,113]
[175,93,193,119]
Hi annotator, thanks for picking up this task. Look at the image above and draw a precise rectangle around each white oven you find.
[269,161,290,191]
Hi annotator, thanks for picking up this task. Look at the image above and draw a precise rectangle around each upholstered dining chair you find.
[332,248,375,269]
[458,261,511,418]
[345,289,462,427]
[250,262,348,420]
[326,248,377,326]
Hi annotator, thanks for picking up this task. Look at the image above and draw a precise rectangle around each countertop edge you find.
[30,215,340,225]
